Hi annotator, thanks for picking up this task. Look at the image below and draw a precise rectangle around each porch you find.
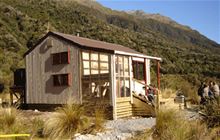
[80,50,161,119]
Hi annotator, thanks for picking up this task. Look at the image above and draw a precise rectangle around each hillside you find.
[0,0,220,91]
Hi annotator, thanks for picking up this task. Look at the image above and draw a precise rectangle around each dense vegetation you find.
[0,0,220,92]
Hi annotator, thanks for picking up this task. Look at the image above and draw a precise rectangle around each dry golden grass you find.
[129,129,152,140]
[30,118,45,139]
[202,96,220,128]
[0,107,30,140]
[153,109,210,140]
[161,88,175,99]
[94,105,106,132]
[43,102,89,139]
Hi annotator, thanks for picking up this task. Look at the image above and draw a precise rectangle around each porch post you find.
[144,58,147,94]
[129,56,133,104]
[156,60,160,90]
[111,54,117,120]
[79,50,83,104]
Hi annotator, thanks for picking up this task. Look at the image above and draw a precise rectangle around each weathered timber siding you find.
[25,36,80,104]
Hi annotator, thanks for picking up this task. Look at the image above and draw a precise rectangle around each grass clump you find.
[94,105,106,132]
[201,96,220,128]
[161,88,174,99]
[43,103,89,139]
[154,110,209,140]
[30,118,45,139]
[0,107,29,139]
[129,129,153,140]
[160,75,200,104]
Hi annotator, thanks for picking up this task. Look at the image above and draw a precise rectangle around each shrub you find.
[43,103,89,139]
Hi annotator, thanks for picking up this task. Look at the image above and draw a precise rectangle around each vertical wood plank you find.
[79,49,82,104]
[26,36,80,104]
[108,54,112,105]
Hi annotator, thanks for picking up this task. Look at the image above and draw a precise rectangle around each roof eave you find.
[23,31,115,57]
[114,50,162,61]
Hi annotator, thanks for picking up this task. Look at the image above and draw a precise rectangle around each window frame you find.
[53,73,71,87]
[132,61,145,81]
[82,51,109,76]
[52,49,70,65]
[115,55,131,98]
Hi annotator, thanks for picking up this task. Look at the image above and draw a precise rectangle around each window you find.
[52,49,70,65]
[81,51,110,101]
[53,74,71,86]
[132,61,145,81]
[82,51,109,75]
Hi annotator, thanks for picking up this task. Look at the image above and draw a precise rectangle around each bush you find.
[43,102,89,139]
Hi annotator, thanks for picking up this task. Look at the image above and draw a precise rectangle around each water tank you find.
[14,69,26,87]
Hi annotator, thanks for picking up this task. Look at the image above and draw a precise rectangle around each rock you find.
[74,133,81,137]
[73,117,156,140]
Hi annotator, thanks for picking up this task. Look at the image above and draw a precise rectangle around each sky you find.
[97,0,220,44]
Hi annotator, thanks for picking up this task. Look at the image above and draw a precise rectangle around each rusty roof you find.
[24,31,143,56]
[53,32,142,54]
[24,31,162,61]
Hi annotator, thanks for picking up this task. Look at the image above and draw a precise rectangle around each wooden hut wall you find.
[25,36,80,104]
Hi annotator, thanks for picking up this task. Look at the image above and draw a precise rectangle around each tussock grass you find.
[0,107,29,140]
[30,118,45,138]
[43,102,89,139]
[129,129,153,140]
[154,110,210,140]
[161,88,174,99]
[0,102,107,139]
[202,96,220,128]
[160,75,200,104]
[0,107,17,128]
[94,105,106,132]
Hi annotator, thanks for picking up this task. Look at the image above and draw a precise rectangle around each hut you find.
[22,31,162,119]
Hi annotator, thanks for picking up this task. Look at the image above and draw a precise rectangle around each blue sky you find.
[97,0,220,44]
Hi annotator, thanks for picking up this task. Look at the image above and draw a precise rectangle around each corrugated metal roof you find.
[53,32,142,54]
[24,31,162,61]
